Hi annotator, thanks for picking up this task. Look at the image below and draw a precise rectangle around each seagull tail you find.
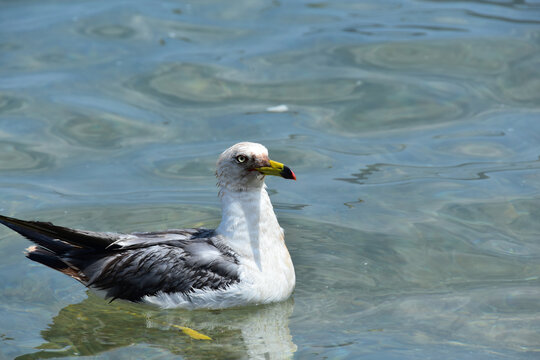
[0,214,73,254]
[25,245,85,282]
[0,214,101,283]
[0,214,116,251]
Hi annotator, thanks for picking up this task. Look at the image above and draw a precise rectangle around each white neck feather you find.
[215,182,295,303]
[216,185,283,266]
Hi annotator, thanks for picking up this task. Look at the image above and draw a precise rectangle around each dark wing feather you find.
[0,215,240,302]
[80,238,240,301]
[0,214,118,250]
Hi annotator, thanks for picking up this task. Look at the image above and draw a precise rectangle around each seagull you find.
[0,142,297,309]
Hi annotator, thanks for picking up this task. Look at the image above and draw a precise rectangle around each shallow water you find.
[1,0,540,359]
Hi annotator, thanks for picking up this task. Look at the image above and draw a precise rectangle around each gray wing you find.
[80,231,241,302]
[0,215,240,302]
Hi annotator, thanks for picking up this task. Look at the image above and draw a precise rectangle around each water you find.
[1,0,540,358]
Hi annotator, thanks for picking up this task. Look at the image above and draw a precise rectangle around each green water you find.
[1,0,540,358]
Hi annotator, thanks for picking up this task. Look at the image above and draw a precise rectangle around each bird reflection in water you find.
[16,293,296,359]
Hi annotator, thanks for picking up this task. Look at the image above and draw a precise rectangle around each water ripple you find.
[351,38,535,75]
[127,63,359,106]
[465,10,540,25]
[328,80,468,133]
[0,94,26,114]
[497,54,540,104]
[52,114,156,150]
[78,24,136,39]
[151,157,216,180]
[440,199,540,257]
[337,158,540,185]
[0,141,55,172]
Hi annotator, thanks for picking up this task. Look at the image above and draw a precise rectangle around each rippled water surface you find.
[1,0,540,359]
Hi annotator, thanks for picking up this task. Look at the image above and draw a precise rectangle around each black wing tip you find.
[26,246,68,272]
[0,214,53,230]
[26,246,87,283]
[0,214,76,254]
[0,213,116,250]
[0,213,18,226]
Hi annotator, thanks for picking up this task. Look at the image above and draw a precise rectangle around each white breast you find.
[216,187,296,304]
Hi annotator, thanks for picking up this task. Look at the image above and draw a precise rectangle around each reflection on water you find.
[1,0,540,358]
[16,294,296,360]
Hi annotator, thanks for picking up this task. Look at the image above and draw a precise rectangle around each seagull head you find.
[216,142,296,192]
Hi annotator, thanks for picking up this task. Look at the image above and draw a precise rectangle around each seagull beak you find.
[255,160,296,180]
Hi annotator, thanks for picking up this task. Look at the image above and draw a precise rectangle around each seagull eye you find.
[236,155,247,163]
